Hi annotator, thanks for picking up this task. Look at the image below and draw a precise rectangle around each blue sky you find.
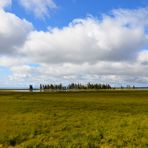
[10,0,148,30]
[0,0,148,88]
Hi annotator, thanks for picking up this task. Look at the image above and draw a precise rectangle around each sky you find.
[0,0,148,88]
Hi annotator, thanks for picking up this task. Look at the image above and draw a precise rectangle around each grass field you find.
[0,90,148,148]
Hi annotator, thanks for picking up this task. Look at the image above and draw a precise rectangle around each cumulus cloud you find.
[138,50,148,64]
[112,7,148,27]
[20,0,57,18]
[0,9,33,55]
[7,61,148,87]
[22,9,147,64]
[0,0,11,9]
[0,6,148,87]
[9,65,33,80]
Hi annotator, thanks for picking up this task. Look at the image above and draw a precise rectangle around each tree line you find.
[38,83,112,91]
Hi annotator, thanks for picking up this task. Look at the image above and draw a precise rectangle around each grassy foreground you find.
[0,90,148,148]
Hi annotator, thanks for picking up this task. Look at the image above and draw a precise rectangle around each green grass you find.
[0,90,148,147]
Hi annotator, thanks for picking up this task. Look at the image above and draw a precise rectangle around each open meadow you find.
[0,90,148,147]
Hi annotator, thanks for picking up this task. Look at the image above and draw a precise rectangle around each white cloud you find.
[0,9,33,55]
[112,7,148,27]
[7,61,148,87]
[9,65,33,80]
[138,50,148,64]
[20,0,57,18]
[22,11,147,64]
[0,7,148,87]
[0,0,11,9]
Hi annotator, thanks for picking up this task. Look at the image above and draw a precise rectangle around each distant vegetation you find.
[28,83,138,92]
[39,83,112,91]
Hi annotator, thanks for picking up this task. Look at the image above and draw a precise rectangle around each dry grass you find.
[0,90,148,147]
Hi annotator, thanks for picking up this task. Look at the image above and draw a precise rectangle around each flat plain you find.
[0,90,148,147]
